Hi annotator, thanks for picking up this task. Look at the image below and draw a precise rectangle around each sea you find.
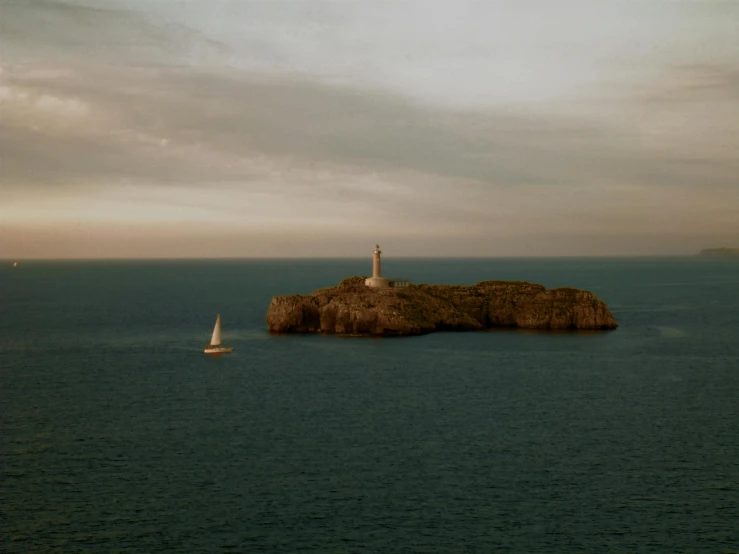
[1,257,738,553]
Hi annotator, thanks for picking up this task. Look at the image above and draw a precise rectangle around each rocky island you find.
[699,248,739,258]
[267,276,618,337]
[268,245,618,337]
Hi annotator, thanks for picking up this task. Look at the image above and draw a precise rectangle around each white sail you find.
[210,314,222,346]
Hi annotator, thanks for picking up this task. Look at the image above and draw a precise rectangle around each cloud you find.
[613,63,739,105]
[4,61,737,192]
[0,0,231,66]
[34,94,88,116]
[3,60,738,247]
[0,89,89,120]
[0,85,27,102]
[1,0,738,257]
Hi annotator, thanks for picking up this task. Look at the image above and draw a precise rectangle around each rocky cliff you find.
[267,276,618,337]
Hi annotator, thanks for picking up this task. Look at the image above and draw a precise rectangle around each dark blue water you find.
[2,258,738,552]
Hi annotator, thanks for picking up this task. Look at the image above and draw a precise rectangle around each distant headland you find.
[266,245,618,337]
[699,248,739,258]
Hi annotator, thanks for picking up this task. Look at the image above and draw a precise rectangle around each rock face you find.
[267,276,619,337]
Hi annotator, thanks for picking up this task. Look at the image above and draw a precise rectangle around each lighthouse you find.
[364,244,390,288]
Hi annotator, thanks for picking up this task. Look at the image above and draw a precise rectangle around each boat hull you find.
[204,346,233,357]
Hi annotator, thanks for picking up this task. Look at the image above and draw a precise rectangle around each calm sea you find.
[1,257,738,553]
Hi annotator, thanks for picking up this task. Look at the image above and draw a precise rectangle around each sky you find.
[1,0,738,258]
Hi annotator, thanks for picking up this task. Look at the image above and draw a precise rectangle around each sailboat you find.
[204,314,233,356]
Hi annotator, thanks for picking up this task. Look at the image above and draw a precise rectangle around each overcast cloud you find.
[1,0,738,258]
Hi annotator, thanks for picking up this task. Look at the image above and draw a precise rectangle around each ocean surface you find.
[1,257,738,553]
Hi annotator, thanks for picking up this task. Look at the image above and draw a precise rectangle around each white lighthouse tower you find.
[364,244,390,288]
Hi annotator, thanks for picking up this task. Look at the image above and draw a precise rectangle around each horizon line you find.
[0,254,706,262]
